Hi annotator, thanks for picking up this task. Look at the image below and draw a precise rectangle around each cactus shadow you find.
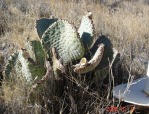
[36,18,58,38]
[85,35,113,69]
[83,35,121,91]
[81,32,93,50]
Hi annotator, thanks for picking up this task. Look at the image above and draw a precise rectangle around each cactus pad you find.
[78,12,95,50]
[3,52,19,79]
[25,40,45,65]
[41,20,85,65]
[3,40,46,82]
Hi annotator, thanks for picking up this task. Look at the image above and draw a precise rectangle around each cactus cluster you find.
[3,40,46,82]
[2,12,118,82]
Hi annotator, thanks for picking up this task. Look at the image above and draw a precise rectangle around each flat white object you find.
[113,61,149,106]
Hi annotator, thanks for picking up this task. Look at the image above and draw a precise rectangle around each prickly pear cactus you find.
[36,12,95,65]
[3,12,118,83]
[3,40,46,82]
[35,12,118,76]
[41,20,85,65]
[3,52,19,79]
[78,12,95,50]
[25,40,45,66]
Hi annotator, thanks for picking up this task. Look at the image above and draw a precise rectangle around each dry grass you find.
[0,0,149,113]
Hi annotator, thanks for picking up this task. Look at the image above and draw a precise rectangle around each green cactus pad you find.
[36,18,58,38]
[25,40,45,65]
[25,40,46,79]
[41,20,85,65]
[78,12,95,50]
[3,52,19,79]
[3,50,32,81]
[3,41,46,82]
